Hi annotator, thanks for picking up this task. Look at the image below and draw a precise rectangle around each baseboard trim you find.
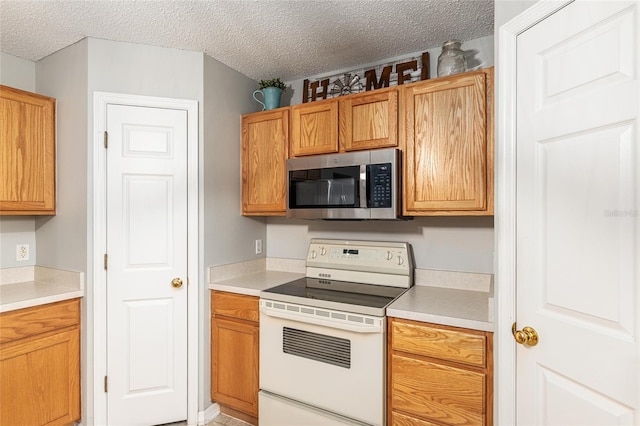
[198,403,221,425]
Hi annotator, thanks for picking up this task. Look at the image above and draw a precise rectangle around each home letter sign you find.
[302,52,430,103]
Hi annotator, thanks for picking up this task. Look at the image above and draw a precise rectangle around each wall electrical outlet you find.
[16,244,30,262]
[255,239,263,255]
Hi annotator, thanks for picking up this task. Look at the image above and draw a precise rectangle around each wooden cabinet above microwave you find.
[290,87,398,157]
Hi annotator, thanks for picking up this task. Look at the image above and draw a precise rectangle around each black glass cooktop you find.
[262,277,408,314]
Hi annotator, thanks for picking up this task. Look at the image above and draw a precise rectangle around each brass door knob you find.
[512,322,539,346]
[171,278,183,288]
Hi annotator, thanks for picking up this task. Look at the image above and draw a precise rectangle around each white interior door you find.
[516,1,639,424]
[106,104,188,425]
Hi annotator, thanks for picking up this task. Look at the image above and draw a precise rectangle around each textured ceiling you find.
[0,0,494,81]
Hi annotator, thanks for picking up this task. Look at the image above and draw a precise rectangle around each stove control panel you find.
[306,239,413,283]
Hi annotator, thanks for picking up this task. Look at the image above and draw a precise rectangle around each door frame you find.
[92,92,199,425]
[495,0,572,424]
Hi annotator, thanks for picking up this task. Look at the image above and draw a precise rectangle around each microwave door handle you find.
[359,165,367,208]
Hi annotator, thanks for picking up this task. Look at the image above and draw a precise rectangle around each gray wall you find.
[34,38,91,424]
[203,55,266,268]
[1,52,35,91]
[0,53,37,268]
[35,40,89,273]
[202,53,264,410]
[495,0,538,29]
[267,217,494,273]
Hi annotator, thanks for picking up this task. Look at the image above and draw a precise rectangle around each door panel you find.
[106,104,188,425]
[516,1,639,424]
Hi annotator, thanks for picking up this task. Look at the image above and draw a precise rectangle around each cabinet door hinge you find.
[104,253,108,270]
[104,131,108,148]
[104,376,108,393]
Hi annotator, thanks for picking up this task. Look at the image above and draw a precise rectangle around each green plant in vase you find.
[253,78,286,110]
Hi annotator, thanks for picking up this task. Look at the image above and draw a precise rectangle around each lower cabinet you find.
[0,298,81,426]
[388,317,493,426]
[211,291,259,425]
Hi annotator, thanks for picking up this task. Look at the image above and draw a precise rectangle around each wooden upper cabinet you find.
[241,108,288,216]
[0,85,56,215]
[290,99,338,157]
[401,68,494,216]
[290,88,398,157]
[339,88,398,151]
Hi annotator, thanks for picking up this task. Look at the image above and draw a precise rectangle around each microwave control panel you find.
[367,163,392,208]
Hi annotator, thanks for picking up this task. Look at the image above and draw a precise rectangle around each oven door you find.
[259,300,386,426]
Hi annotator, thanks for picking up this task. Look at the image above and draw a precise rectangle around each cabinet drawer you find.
[391,411,441,426]
[391,353,486,425]
[0,299,81,344]
[390,318,486,368]
[211,291,259,322]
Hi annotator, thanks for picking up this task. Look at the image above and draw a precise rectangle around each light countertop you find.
[208,258,493,332]
[0,266,85,313]
[387,285,493,332]
[209,270,305,297]
[208,257,305,297]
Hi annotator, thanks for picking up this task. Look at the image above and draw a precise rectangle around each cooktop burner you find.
[263,277,408,312]
[260,239,414,316]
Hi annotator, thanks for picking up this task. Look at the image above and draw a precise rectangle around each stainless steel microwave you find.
[286,148,402,220]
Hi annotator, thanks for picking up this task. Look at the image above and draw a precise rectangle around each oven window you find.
[282,327,351,369]
[289,166,360,208]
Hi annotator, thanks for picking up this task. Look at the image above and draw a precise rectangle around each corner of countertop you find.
[0,266,35,285]
[1,265,84,291]
[388,268,495,332]
[34,266,84,291]
[208,257,305,283]
[414,268,493,293]
[0,265,85,313]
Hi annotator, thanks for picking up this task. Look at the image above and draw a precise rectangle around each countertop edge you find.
[0,289,84,313]
[209,283,261,297]
[386,308,494,332]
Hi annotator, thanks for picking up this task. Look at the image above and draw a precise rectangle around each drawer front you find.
[391,353,486,425]
[391,318,486,367]
[211,291,259,322]
[0,298,81,344]
[391,411,442,426]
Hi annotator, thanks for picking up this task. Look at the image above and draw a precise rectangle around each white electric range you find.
[259,239,414,426]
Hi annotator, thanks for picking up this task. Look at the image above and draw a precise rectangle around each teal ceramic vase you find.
[252,87,283,111]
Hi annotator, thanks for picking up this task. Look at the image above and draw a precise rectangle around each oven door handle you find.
[260,305,384,334]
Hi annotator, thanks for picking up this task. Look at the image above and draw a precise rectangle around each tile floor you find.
[206,413,252,426]
[167,413,251,426]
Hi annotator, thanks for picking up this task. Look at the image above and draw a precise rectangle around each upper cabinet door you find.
[290,100,338,157]
[339,88,398,151]
[401,68,494,216]
[0,85,56,215]
[241,108,288,216]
